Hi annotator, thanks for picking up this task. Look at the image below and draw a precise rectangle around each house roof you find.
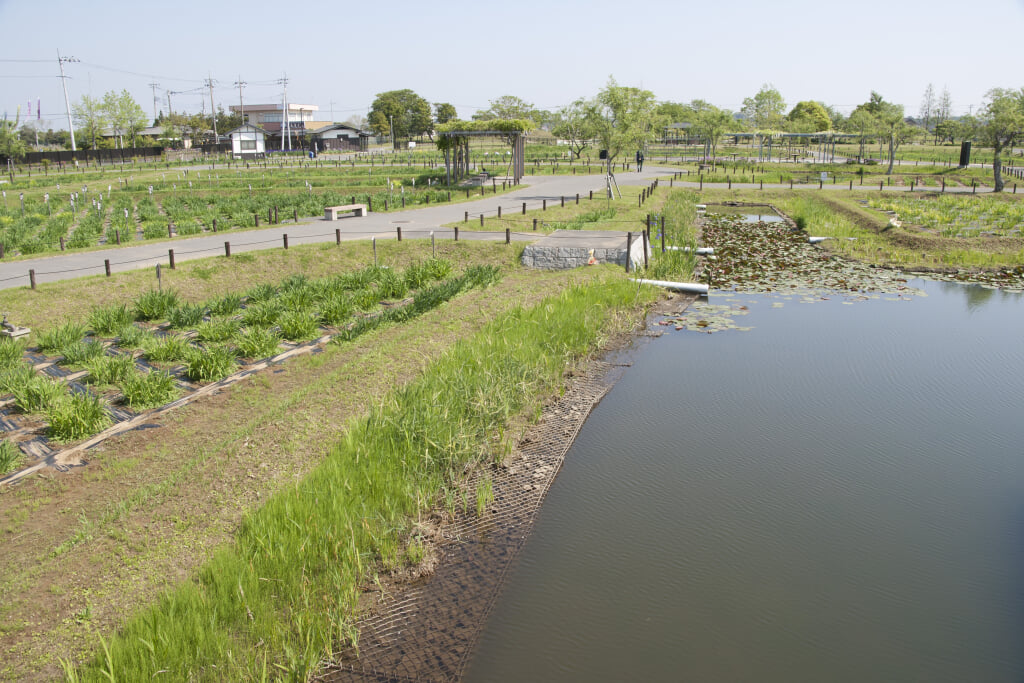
[308,123,370,136]
[225,124,271,136]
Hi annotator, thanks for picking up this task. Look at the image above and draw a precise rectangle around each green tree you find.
[933,119,957,144]
[216,106,242,135]
[434,102,457,125]
[473,95,537,122]
[73,94,106,150]
[786,101,831,132]
[691,105,734,163]
[102,89,148,149]
[919,83,936,131]
[876,100,907,175]
[656,101,692,123]
[843,109,878,161]
[368,89,432,149]
[741,83,785,130]
[0,111,27,161]
[978,88,1024,192]
[592,78,662,188]
[552,98,601,159]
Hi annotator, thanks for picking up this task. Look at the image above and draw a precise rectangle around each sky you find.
[2,0,1023,131]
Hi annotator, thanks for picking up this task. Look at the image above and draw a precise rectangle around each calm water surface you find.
[464,280,1024,682]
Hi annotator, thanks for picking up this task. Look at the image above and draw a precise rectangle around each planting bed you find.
[0,260,498,484]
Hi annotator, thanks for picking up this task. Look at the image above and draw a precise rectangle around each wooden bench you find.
[324,204,368,220]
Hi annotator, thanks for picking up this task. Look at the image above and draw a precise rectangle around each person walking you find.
[636,149,644,172]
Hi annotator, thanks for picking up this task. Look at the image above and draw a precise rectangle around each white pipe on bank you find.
[632,278,710,295]
[808,236,831,244]
[665,246,715,255]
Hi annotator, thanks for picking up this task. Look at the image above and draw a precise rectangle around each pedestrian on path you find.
[636,150,644,172]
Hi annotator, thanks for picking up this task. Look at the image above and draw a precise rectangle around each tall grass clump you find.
[195,318,241,343]
[58,339,106,367]
[233,327,282,359]
[47,391,111,442]
[277,310,320,341]
[0,338,25,368]
[0,439,22,475]
[206,293,242,317]
[184,345,237,382]
[35,321,87,354]
[116,324,151,350]
[71,273,651,681]
[120,370,179,410]
[88,304,133,336]
[168,303,206,329]
[142,335,192,363]
[241,300,283,328]
[84,354,136,386]
[133,290,180,321]
[11,374,67,414]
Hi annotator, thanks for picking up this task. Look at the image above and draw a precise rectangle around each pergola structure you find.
[437,119,533,186]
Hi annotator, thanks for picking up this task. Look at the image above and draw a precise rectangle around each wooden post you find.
[505,228,510,244]
[168,249,175,269]
[274,206,279,223]
[335,228,341,245]
[115,230,121,245]
[293,208,297,222]
[849,180,853,190]
[880,181,884,191]
[224,241,231,257]
[283,234,289,249]
[396,227,402,242]
[642,230,649,269]
[465,211,469,222]
[104,259,111,277]
[212,218,217,232]
[497,205,502,218]
[29,269,36,289]
[60,237,65,251]
[533,218,538,231]
[268,208,272,224]
[255,213,260,227]
[589,190,593,200]
[561,196,565,207]
[625,232,632,273]
[522,202,526,215]
[454,226,459,241]
[543,199,547,211]
[479,214,484,227]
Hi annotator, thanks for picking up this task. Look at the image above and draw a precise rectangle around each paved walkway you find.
[0,167,1004,291]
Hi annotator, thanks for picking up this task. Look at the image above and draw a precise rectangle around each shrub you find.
[47,391,111,442]
[134,289,180,321]
[184,345,237,382]
[120,371,179,410]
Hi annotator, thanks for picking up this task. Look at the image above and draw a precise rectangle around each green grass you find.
[0,338,25,368]
[277,310,320,342]
[195,318,241,343]
[167,303,206,329]
[58,340,106,367]
[142,335,192,363]
[69,271,654,681]
[232,327,282,359]
[84,354,136,386]
[11,373,67,414]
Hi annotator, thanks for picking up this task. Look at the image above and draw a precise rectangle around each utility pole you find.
[147,82,160,123]
[234,76,246,125]
[277,73,290,151]
[57,50,78,152]
[329,100,335,123]
[205,73,218,141]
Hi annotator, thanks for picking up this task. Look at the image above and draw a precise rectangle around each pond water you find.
[464,279,1024,682]
[706,206,785,223]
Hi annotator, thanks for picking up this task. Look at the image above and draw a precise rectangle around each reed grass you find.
[35,321,88,354]
[58,339,106,367]
[0,338,25,368]
[142,335,192,363]
[232,326,282,359]
[195,318,241,343]
[167,303,206,329]
[206,293,243,317]
[133,290,180,321]
[84,354,136,386]
[183,345,237,382]
[277,309,320,341]
[70,272,652,681]
[11,373,66,414]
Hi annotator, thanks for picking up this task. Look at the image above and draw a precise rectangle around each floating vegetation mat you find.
[701,213,926,299]
[658,302,753,334]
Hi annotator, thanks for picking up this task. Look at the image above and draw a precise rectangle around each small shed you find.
[227,124,269,159]
[309,124,370,152]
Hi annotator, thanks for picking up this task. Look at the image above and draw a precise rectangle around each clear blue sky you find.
[2,0,1022,129]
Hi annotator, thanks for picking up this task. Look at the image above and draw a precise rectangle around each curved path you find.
[0,166,999,291]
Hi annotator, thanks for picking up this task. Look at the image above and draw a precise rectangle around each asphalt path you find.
[0,167,1002,292]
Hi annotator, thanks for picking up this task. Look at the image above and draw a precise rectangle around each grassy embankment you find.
[1,201,694,679]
